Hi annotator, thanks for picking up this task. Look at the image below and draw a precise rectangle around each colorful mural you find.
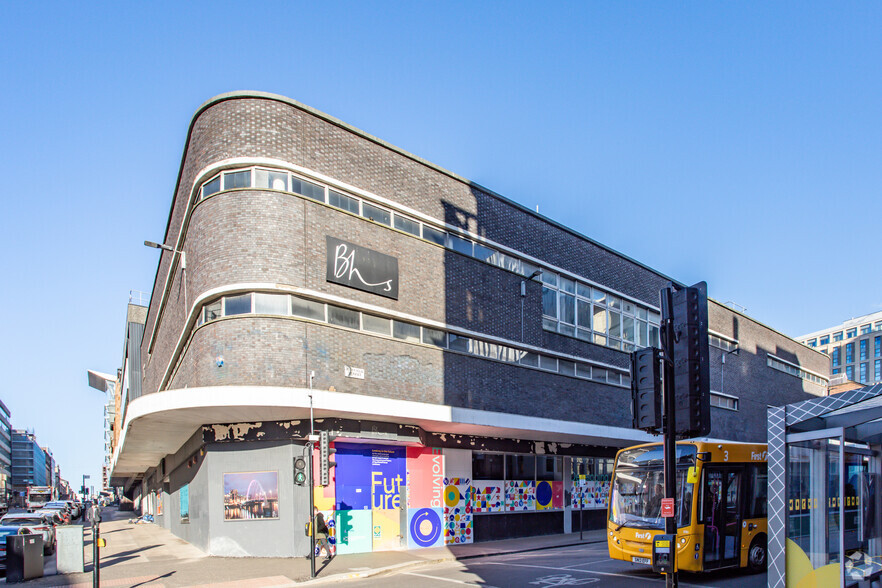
[471,480,504,513]
[406,447,445,509]
[536,481,563,510]
[335,509,372,554]
[572,477,610,509]
[443,477,473,545]
[372,508,401,551]
[407,507,444,548]
[313,510,337,558]
[505,480,536,511]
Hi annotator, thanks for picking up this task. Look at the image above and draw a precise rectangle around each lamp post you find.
[144,240,188,310]
[82,475,90,501]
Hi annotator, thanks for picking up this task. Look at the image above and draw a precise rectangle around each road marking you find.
[404,571,500,587]
[479,561,713,587]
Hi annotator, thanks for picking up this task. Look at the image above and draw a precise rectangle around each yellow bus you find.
[607,440,768,574]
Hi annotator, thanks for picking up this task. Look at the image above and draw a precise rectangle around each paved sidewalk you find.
[19,508,606,587]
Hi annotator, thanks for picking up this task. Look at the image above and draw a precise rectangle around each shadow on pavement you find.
[131,571,176,587]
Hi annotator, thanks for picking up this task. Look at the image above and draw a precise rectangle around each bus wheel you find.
[748,535,767,573]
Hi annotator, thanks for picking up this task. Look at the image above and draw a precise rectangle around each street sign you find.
[661,498,674,518]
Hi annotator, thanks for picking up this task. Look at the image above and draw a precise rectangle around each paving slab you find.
[13,507,606,587]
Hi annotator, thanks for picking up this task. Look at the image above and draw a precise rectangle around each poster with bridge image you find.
[223,470,280,521]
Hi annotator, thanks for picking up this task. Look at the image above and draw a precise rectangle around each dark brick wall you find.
[141,93,827,441]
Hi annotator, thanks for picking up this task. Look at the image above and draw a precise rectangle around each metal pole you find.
[308,442,316,579]
[661,286,678,588]
[92,504,100,588]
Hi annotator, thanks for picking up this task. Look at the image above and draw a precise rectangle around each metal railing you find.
[129,290,150,307]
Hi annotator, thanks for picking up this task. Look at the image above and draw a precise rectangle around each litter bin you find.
[6,533,44,583]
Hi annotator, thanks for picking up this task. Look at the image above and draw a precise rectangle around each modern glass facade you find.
[11,430,47,488]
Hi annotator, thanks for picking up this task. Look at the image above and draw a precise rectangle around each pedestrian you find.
[313,507,331,562]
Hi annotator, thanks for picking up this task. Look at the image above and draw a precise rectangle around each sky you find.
[1,2,880,492]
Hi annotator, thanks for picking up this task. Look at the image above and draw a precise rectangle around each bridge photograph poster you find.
[223,471,280,521]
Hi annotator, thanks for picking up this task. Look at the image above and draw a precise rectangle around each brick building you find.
[110,92,828,557]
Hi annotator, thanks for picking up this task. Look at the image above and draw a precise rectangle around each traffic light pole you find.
[660,286,678,588]
[307,441,315,579]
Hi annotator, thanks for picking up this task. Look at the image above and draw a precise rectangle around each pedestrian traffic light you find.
[294,456,307,486]
[320,431,337,487]
[671,281,711,438]
[631,347,662,433]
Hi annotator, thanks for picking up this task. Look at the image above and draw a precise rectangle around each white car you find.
[0,513,56,554]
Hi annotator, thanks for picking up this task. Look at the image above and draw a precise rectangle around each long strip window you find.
[767,355,828,386]
[197,164,658,348]
[710,392,739,411]
[196,292,630,387]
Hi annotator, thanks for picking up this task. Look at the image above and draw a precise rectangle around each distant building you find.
[89,295,148,491]
[798,310,882,387]
[0,401,10,504]
[11,430,47,501]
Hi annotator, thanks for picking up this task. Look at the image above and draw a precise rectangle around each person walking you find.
[313,507,331,563]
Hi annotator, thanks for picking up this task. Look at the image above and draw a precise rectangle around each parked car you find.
[0,514,55,555]
[61,500,80,520]
[0,526,23,570]
[34,507,68,525]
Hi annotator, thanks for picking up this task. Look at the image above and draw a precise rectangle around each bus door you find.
[702,466,744,569]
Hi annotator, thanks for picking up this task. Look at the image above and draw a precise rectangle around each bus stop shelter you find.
[768,383,882,588]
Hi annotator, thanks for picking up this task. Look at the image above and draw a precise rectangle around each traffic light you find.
[320,431,337,487]
[631,347,662,433]
[293,456,307,486]
[671,282,711,438]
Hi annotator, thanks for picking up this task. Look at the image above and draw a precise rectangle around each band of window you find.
[196,291,630,387]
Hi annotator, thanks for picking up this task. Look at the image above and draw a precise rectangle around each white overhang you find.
[111,386,653,477]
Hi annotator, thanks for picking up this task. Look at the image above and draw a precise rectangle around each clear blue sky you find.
[1,2,880,490]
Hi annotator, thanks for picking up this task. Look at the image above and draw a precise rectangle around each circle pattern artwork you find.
[410,508,442,547]
[536,481,553,507]
[444,485,460,507]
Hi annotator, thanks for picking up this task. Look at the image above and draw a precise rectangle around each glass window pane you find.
[448,334,471,352]
[201,176,220,199]
[609,311,621,338]
[622,316,635,342]
[422,225,447,245]
[577,283,592,298]
[473,453,504,480]
[592,368,607,382]
[520,260,540,279]
[559,360,575,375]
[542,287,558,318]
[392,320,421,342]
[223,170,251,190]
[362,314,391,335]
[560,293,575,325]
[649,325,660,348]
[593,306,607,334]
[592,288,606,304]
[204,300,222,322]
[328,189,359,213]
[536,456,562,481]
[593,333,607,346]
[636,307,648,320]
[520,352,539,367]
[505,455,535,480]
[539,355,558,371]
[622,301,636,315]
[449,234,473,256]
[576,363,591,378]
[292,177,325,202]
[362,202,391,225]
[224,293,252,315]
[540,272,558,287]
[254,293,289,315]
[637,320,648,346]
[254,169,288,191]
[560,277,575,294]
[473,243,495,263]
[472,340,499,359]
[291,296,324,320]
[607,295,621,310]
[559,323,575,337]
[393,215,421,236]
[422,327,446,347]
[576,328,591,341]
[328,305,360,329]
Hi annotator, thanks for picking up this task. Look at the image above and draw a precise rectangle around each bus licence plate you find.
[632,556,651,565]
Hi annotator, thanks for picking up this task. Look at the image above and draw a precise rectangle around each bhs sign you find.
[326,236,399,299]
